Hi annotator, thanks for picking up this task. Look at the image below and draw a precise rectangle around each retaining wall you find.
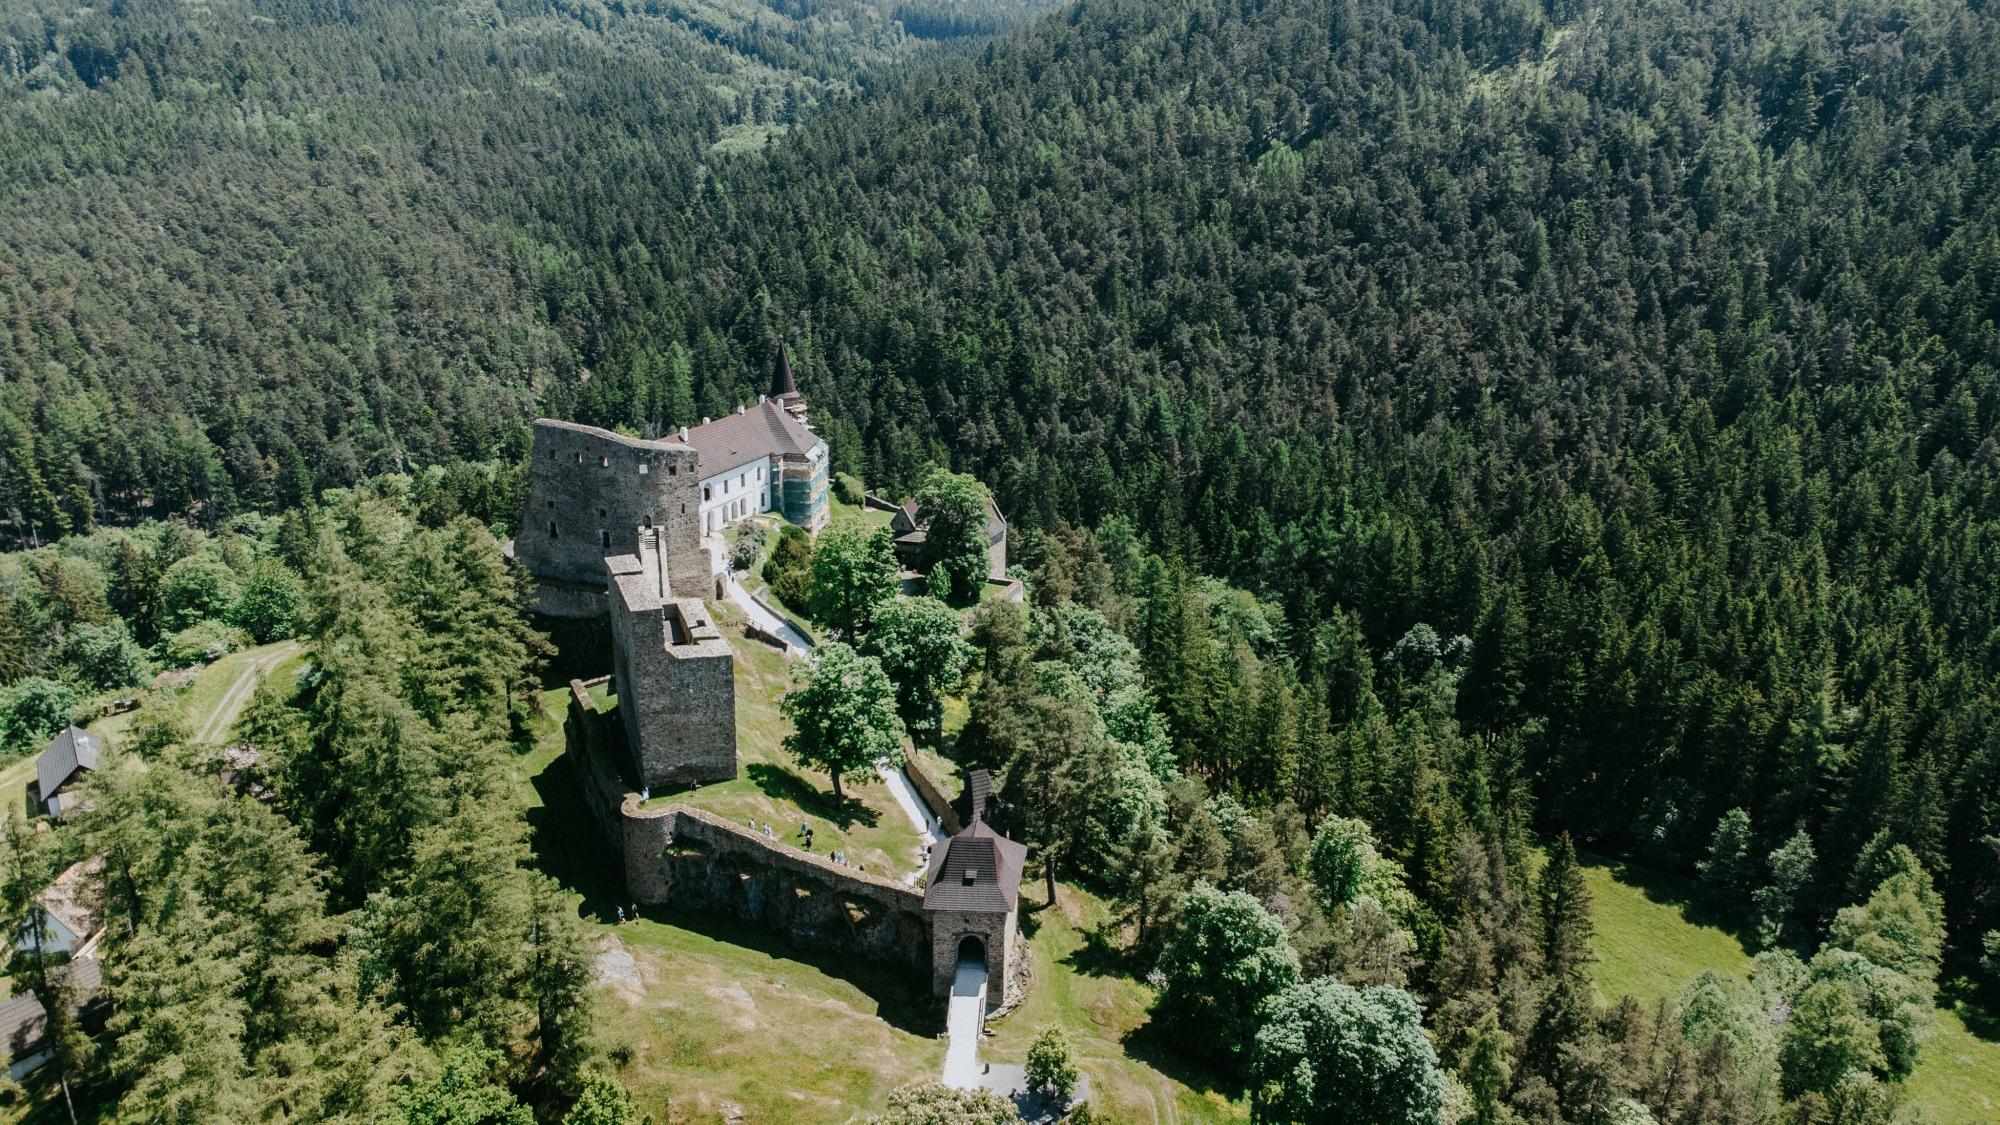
[566,681,929,972]
[903,750,963,836]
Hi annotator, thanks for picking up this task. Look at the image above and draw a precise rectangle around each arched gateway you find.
[923,770,1024,1011]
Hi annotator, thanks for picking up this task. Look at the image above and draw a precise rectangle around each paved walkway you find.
[941,959,989,1088]
[705,535,811,653]
[877,762,942,881]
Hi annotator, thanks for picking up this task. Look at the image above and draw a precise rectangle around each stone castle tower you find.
[605,528,736,789]
[516,420,709,611]
[517,418,736,790]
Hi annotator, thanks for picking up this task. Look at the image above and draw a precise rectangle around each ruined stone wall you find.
[904,753,963,836]
[516,420,706,600]
[566,679,631,860]
[565,692,929,973]
[606,540,736,790]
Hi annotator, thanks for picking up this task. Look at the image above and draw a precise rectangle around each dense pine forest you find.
[3,0,2000,1119]
[0,0,1055,525]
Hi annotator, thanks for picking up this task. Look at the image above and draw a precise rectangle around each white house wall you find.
[697,459,776,533]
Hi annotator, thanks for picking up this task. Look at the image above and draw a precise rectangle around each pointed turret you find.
[772,344,800,402]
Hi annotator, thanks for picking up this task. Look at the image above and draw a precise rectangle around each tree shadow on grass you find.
[1119,1017,1245,1101]
[745,761,880,830]
[1941,976,2000,1041]
[626,902,943,1039]
[1064,923,1132,980]
[1581,848,1758,950]
[525,752,629,923]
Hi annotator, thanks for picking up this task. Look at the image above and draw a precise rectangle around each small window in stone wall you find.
[599,530,609,548]
[639,462,649,475]
[599,455,609,468]
[548,522,558,539]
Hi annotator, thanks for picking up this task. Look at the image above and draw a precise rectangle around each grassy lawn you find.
[829,494,896,532]
[179,641,307,744]
[594,911,943,1123]
[631,628,929,878]
[984,887,1249,1124]
[1903,1005,2000,1125]
[512,681,943,1124]
[1584,853,2000,1125]
[1581,853,1755,1008]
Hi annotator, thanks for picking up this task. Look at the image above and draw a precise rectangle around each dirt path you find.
[194,643,301,745]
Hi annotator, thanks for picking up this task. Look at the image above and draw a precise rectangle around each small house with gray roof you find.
[889,494,1008,581]
[35,726,101,820]
[0,954,105,1082]
[922,770,1025,1009]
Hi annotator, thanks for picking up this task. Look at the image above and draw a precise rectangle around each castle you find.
[515,353,828,786]
[519,357,1027,1022]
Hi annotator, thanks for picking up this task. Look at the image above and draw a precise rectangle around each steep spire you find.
[773,343,799,400]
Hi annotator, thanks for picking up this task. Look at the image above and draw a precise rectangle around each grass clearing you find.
[593,913,943,1123]
[1584,853,2000,1125]
[829,494,896,533]
[984,887,1249,1124]
[1581,853,1755,1008]
[1903,1005,2000,1125]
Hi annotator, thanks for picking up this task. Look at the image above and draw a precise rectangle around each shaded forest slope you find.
[661,0,2000,945]
[0,0,1054,526]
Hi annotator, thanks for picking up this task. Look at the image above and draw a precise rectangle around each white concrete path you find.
[941,959,989,1088]
[705,534,812,653]
[877,762,942,881]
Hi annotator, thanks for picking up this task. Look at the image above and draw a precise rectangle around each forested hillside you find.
[0,0,1053,531]
[5,0,2000,1115]
[663,0,2000,962]
[6,0,1999,975]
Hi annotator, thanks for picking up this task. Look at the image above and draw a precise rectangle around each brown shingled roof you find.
[35,857,105,947]
[922,818,1026,914]
[679,399,821,478]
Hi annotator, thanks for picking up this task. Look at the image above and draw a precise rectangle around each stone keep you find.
[517,419,707,603]
[605,528,736,790]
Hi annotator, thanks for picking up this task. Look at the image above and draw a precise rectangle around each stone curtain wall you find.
[646,806,930,973]
[903,751,963,836]
[517,420,706,600]
[565,682,929,974]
